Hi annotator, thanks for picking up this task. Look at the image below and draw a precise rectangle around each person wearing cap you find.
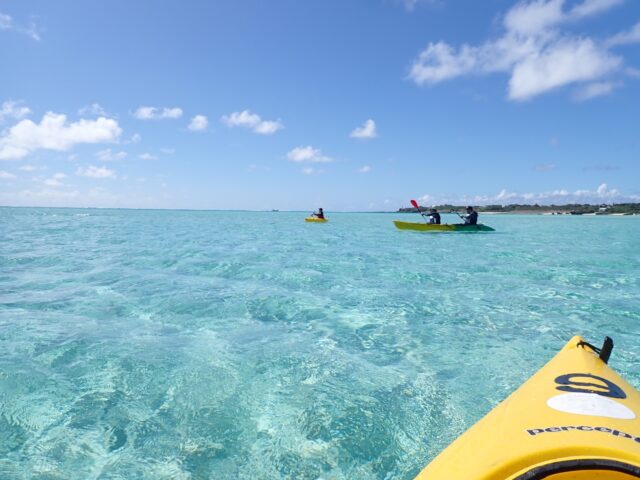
[427,208,441,224]
[463,206,478,225]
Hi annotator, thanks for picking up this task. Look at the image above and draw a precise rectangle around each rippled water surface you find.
[1,208,639,479]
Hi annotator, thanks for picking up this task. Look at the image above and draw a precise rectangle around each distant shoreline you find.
[398,203,640,216]
[1,205,639,215]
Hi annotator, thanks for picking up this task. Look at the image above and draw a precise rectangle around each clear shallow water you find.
[1,207,639,479]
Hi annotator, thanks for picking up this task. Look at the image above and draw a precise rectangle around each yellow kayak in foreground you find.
[305,217,328,223]
[415,336,640,479]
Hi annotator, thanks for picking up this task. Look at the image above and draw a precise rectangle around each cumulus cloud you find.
[413,183,637,206]
[78,103,108,117]
[76,165,116,179]
[133,106,183,120]
[573,81,618,100]
[138,153,157,160]
[43,172,67,187]
[0,112,122,160]
[570,0,624,18]
[606,21,640,47]
[409,0,633,100]
[398,0,439,11]
[508,38,620,100]
[286,146,333,163]
[494,183,621,202]
[444,183,626,205]
[221,110,283,135]
[188,114,208,131]
[357,165,372,173]
[96,148,127,162]
[350,119,378,139]
[0,100,31,123]
[0,170,16,180]
[0,11,41,41]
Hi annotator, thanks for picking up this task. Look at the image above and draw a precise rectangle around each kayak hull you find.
[394,220,495,232]
[414,336,640,480]
[305,217,328,223]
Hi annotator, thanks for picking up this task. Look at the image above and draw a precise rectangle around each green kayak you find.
[393,221,495,232]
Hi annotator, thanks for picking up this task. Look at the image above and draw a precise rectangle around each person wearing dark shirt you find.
[463,206,478,225]
[313,208,325,219]
[428,208,441,224]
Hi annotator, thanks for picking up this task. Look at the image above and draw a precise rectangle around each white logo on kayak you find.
[547,392,636,420]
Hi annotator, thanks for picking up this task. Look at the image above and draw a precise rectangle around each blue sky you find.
[1,0,639,211]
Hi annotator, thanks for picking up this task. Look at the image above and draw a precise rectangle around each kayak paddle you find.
[450,209,465,221]
[411,199,428,223]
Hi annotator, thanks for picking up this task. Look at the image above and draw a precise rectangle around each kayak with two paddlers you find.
[395,200,495,232]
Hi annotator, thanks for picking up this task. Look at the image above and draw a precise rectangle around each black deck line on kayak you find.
[514,458,640,479]
[577,336,614,364]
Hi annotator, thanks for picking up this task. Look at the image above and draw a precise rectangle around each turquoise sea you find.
[1,207,639,479]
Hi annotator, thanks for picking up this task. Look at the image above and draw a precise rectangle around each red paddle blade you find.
[410,199,420,210]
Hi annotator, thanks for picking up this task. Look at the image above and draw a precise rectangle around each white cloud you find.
[573,81,618,101]
[43,172,67,187]
[133,106,183,120]
[78,103,108,117]
[350,119,377,139]
[0,12,10,29]
[129,133,142,144]
[570,0,624,19]
[286,146,333,163]
[221,110,283,135]
[19,164,37,171]
[483,183,622,204]
[398,0,439,11]
[402,0,419,11]
[0,11,40,41]
[0,100,31,122]
[76,165,116,179]
[508,38,620,100]
[0,112,122,160]
[253,120,283,135]
[416,183,633,205]
[357,165,372,173]
[96,148,127,162]
[188,114,208,131]
[302,167,319,175]
[0,170,16,180]
[160,148,175,154]
[409,0,630,101]
[138,153,157,161]
[606,21,640,47]
[504,0,564,35]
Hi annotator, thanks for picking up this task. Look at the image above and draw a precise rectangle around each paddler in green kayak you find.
[427,208,441,224]
[463,206,478,225]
